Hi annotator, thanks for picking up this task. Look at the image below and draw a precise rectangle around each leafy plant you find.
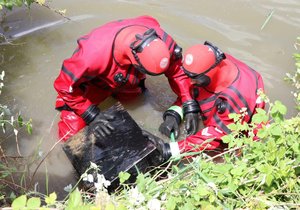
[0,0,45,10]
[285,36,300,111]
[110,93,299,210]
[0,69,33,206]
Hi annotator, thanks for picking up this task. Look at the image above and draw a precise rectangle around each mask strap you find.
[130,28,164,76]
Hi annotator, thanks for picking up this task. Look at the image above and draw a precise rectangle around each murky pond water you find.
[0,0,299,198]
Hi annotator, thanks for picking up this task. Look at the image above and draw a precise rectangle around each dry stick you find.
[261,10,275,30]
[0,178,27,191]
[38,2,71,21]
[47,113,59,133]
[205,145,246,162]
[0,155,23,159]
[15,133,22,156]
[28,132,69,189]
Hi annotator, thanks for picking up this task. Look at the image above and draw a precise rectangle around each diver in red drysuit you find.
[54,16,197,141]
[155,41,265,159]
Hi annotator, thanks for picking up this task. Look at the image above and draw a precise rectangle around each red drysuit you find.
[171,54,265,154]
[54,16,192,141]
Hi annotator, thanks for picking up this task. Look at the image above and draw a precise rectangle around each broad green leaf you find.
[265,174,273,186]
[27,197,41,209]
[182,201,195,210]
[230,166,244,176]
[136,173,146,192]
[228,113,240,122]
[17,115,23,127]
[66,188,82,210]
[119,171,130,184]
[227,123,237,131]
[166,196,177,210]
[292,142,300,153]
[252,109,268,124]
[213,163,232,174]
[106,202,116,210]
[202,204,217,210]
[27,122,33,134]
[45,192,57,205]
[274,100,287,115]
[209,194,215,203]
[257,127,268,138]
[270,124,282,136]
[115,204,127,210]
[221,135,234,144]
[228,183,238,191]
[266,139,276,150]
[256,164,273,175]
[198,187,210,196]
[12,195,27,209]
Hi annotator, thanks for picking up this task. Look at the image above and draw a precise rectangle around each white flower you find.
[129,186,145,206]
[147,199,161,210]
[0,71,5,80]
[90,162,98,170]
[94,174,111,192]
[82,173,94,183]
[207,182,218,194]
[13,128,18,136]
[38,150,43,157]
[161,193,167,201]
[64,184,73,192]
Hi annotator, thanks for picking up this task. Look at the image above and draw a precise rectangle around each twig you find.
[261,9,275,30]
[47,112,59,133]
[28,132,68,188]
[205,145,245,162]
[37,2,71,21]
[0,178,27,191]
[0,155,24,159]
[15,133,22,156]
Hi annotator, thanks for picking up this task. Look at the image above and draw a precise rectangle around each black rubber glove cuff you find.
[163,143,172,161]
[163,110,182,124]
[81,105,100,124]
[183,100,200,115]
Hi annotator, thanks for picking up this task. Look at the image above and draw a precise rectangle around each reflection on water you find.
[0,0,299,198]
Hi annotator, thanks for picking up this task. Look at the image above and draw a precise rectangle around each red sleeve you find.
[177,125,225,153]
[53,35,110,116]
[153,27,193,104]
[165,60,193,103]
